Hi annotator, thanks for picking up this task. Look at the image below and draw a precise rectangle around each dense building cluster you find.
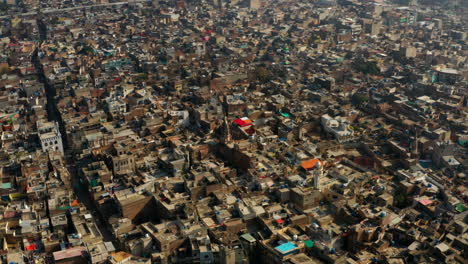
[0,0,466,263]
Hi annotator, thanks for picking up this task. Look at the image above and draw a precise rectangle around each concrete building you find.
[321,114,354,142]
[37,120,64,154]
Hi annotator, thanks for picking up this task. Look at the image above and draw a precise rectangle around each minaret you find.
[411,129,419,158]
[185,145,192,170]
[414,130,418,155]
[223,115,231,143]
[314,162,323,190]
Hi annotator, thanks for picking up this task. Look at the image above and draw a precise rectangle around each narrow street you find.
[68,163,115,242]
[32,18,116,244]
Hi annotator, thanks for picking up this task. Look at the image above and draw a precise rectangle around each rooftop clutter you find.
[0,0,466,263]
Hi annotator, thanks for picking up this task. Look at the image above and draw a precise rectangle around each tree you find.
[78,45,94,55]
[351,93,369,106]
[50,17,60,25]
[0,66,11,75]
[0,3,9,12]
[135,73,148,81]
[353,58,381,75]
[395,193,409,208]
[254,66,271,83]
[0,152,9,161]
[344,52,353,60]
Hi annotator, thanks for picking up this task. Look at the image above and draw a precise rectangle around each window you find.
[54,141,58,145]
[44,142,48,147]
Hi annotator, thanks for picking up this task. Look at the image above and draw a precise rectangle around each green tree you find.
[351,93,369,106]
[78,45,94,55]
[0,66,11,75]
[50,17,60,25]
[395,193,409,208]
[0,152,9,161]
[254,66,271,83]
[353,59,381,75]
[135,73,148,81]
[0,3,9,12]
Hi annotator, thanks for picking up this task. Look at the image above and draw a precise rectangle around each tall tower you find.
[313,162,323,190]
[223,115,231,144]
[411,129,419,158]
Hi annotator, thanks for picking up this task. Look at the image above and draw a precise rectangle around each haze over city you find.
[0,0,466,263]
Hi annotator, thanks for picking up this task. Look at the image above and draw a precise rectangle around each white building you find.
[321,114,354,142]
[37,120,64,154]
[168,110,190,127]
[106,95,126,117]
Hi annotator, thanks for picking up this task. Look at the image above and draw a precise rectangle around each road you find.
[32,15,118,245]
[0,0,150,19]
[68,162,116,242]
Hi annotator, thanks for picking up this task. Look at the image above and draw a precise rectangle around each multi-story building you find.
[37,120,64,154]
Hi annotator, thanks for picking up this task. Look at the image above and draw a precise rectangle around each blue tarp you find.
[275,242,297,255]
